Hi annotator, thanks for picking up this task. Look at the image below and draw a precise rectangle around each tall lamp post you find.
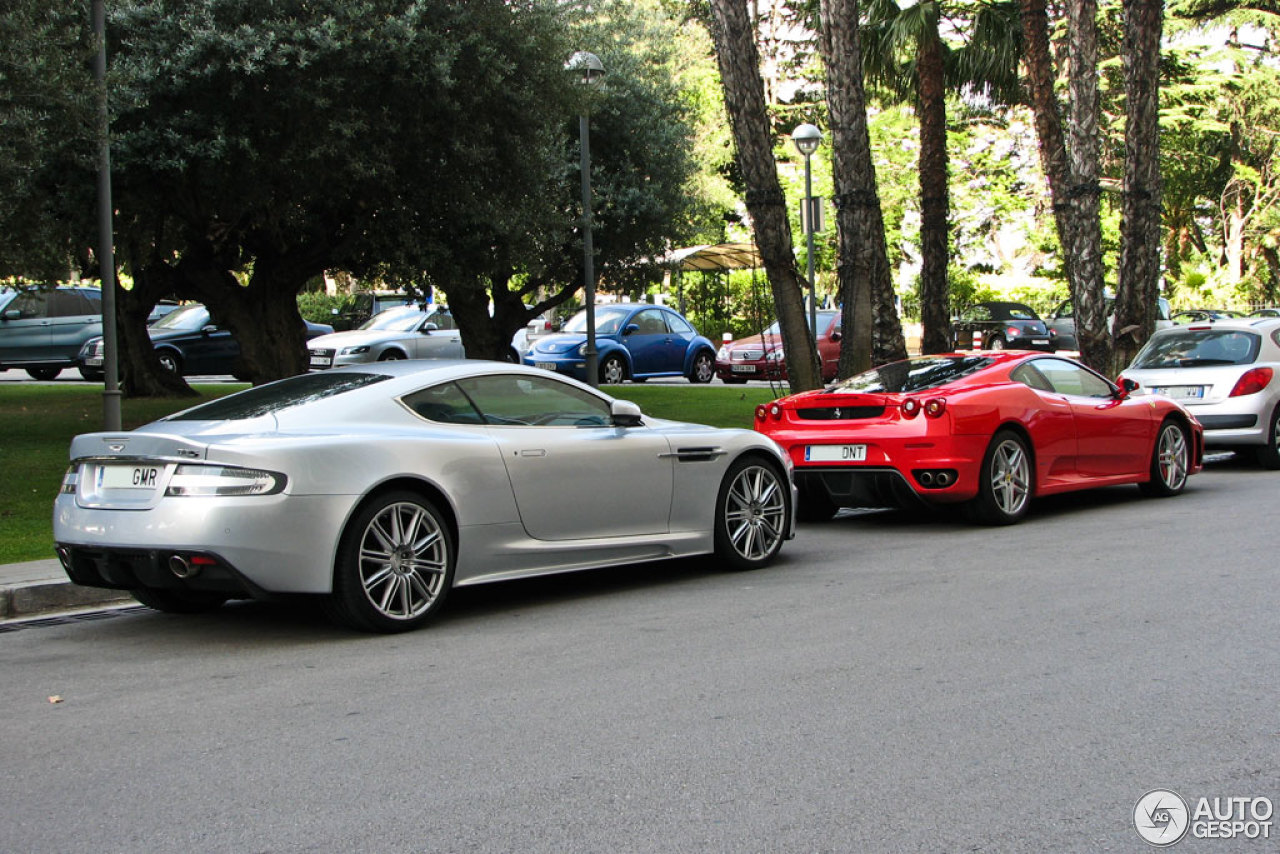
[93,0,121,430]
[792,123,823,340]
[567,50,605,387]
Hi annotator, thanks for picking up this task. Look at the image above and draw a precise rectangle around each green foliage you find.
[296,291,346,325]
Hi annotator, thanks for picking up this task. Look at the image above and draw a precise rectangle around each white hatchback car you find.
[1119,318,1280,468]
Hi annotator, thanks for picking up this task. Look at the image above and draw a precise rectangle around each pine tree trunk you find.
[708,0,821,391]
[1112,0,1164,375]
[916,16,951,355]
[818,0,907,376]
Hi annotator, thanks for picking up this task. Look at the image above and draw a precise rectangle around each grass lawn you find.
[1,381,784,564]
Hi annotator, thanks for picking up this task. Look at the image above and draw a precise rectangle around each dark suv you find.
[0,286,104,380]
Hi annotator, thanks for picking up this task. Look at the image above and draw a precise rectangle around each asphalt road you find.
[2,457,1276,853]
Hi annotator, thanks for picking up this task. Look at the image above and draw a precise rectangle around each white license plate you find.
[84,357,104,367]
[99,464,162,490]
[1154,385,1205,399]
[731,364,758,373]
[1031,339,1049,345]
[805,444,867,462]
[535,362,558,371]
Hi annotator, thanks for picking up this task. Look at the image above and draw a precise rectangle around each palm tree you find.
[863,0,954,354]
[1113,0,1165,373]
[817,0,908,374]
[707,0,822,390]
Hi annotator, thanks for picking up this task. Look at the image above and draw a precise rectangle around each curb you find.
[0,581,134,620]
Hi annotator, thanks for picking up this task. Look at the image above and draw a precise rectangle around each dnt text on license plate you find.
[805,444,867,462]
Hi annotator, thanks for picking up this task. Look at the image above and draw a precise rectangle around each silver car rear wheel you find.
[328,491,454,632]
[715,457,789,570]
[1255,405,1280,470]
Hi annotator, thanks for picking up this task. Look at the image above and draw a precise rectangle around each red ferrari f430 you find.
[755,352,1205,524]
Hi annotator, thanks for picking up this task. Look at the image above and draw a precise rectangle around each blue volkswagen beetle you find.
[524,304,718,384]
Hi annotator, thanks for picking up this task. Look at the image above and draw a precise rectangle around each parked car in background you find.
[524,303,717,384]
[1172,308,1245,324]
[716,310,842,384]
[1046,296,1173,351]
[755,351,1202,524]
[0,285,103,380]
[308,305,473,369]
[1119,317,1280,468]
[951,301,1055,351]
[148,300,183,324]
[78,304,333,380]
[53,361,794,633]
[1248,307,1280,318]
[332,290,416,330]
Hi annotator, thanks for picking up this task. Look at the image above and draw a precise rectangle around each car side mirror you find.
[200,324,218,335]
[610,399,644,428]
[829,330,842,343]
[1116,377,1139,398]
[2,309,20,321]
[623,323,639,336]
[423,323,438,333]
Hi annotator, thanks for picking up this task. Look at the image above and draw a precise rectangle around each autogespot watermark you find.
[1134,789,1274,847]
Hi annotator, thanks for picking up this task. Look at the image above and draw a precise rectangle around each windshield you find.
[759,311,838,336]
[360,308,430,332]
[150,305,210,332]
[1132,329,1260,368]
[563,307,632,336]
[166,372,390,421]
[829,355,994,394]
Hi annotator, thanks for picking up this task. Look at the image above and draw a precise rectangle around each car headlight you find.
[765,349,785,362]
[78,340,103,359]
[577,342,588,357]
[717,345,729,360]
[339,345,370,356]
[165,465,285,497]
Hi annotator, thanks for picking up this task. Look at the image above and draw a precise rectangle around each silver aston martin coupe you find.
[53,361,795,632]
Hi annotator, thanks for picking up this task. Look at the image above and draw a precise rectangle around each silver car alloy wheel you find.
[1155,422,1189,490]
[989,437,1030,516]
[357,501,449,620]
[722,463,787,562]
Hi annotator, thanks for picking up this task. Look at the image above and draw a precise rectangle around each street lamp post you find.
[567,51,606,387]
[792,123,823,341]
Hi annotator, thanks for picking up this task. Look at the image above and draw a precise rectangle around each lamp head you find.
[566,51,605,86]
[792,123,822,157]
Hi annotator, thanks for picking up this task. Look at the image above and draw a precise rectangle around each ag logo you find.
[1134,789,1190,847]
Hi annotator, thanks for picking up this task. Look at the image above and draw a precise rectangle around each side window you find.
[1011,363,1054,393]
[458,374,612,427]
[631,310,667,335]
[8,292,48,319]
[424,310,455,330]
[666,312,694,335]
[400,382,484,424]
[962,305,992,322]
[48,289,96,317]
[1035,358,1114,398]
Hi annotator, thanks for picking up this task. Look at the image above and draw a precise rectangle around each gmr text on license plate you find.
[805,444,867,462]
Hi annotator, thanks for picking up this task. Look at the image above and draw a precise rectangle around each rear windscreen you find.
[166,372,389,421]
[1132,330,1260,369]
[829,356,993,394]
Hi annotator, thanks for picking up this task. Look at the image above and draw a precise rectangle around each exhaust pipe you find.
[935,471,953,487]
[169,554,199,579]
[917,471,935,486]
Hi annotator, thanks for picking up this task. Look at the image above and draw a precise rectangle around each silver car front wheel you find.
[328,491,455,632]
[714,457,789,570]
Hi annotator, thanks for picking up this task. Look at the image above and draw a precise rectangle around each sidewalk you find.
[0,557,132,620]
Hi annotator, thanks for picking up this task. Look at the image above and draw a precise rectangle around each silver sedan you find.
[53,361,795,632]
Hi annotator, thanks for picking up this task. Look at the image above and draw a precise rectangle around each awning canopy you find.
[663,242,763,271]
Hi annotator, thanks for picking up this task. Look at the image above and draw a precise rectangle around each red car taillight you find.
[755,403,784,422]
[924,397,947,418]
[1005,326,1021,339]
[901,398,921,418]
[1229,367,1273,397]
